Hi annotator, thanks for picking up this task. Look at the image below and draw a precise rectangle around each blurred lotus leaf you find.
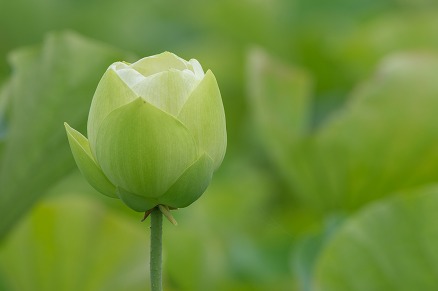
[0,193,148,291]
[0,80,11,158]
[291,214,344,291]
[314,185,438,291]
[157,155,292,290]
[247,48,313,182]
[331,12,438,85]
[249,49,438,211]
[0,31,135,239]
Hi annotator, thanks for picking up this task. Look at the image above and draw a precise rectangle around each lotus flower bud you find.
[65,52,226,212]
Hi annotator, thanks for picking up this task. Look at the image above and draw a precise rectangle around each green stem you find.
[150,207,163,291]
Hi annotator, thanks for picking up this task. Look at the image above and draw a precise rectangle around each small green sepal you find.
[64,122,117,198]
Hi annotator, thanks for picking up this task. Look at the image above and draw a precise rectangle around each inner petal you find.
[115,67,146,88]
[131,70,200,116]
[130,52,191,77]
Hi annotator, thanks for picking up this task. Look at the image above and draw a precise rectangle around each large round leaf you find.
[249,49,438,210]
[0,31,135,239]
[314,186,438,291]
[0,194,148,291]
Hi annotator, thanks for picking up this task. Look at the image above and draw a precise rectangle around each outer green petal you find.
[131,52,191,77]
[130,70,199,116]
[64,123,117,198]
[116,187,159,212]
[87,68,137,157]
[178,70,227,170]
[159,153,214,208]
[95,98,199,198]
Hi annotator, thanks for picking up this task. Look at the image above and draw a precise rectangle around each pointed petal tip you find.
[64,123,83,141]
[64,122,82,140]
[200,70,219,89]
[204,69,214,78]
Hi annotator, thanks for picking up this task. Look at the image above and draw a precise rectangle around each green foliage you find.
[250,50,438,211]
[3,1,438,290]
[247,30,438,290]
[314,186,438,291]
[0,192,148,291]
[0,31,134,239]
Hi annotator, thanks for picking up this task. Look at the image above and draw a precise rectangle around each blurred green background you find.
[2,0,438,290]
